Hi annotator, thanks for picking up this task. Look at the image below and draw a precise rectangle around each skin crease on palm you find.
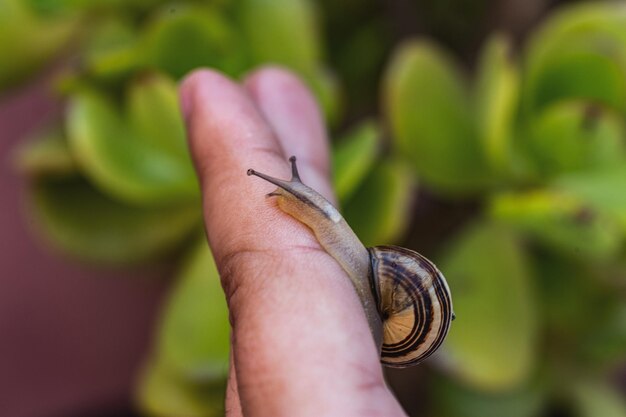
[180,67,408,417]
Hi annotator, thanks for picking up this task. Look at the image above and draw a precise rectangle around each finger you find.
[225,351,242,417]
[244,66,335,203]
[180,69,322,264]
[180,69,405,417]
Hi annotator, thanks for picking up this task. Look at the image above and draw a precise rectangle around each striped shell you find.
[368,246,454,368]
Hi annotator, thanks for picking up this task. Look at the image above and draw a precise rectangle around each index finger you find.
[180,68,405,417]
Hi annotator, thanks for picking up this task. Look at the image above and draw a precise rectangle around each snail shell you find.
[247,156,454,368]
[369,246,453,368]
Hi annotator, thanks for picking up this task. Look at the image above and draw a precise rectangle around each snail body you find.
[247,156,454,368]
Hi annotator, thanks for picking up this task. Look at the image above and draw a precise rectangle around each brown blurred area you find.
[0,73,170,417]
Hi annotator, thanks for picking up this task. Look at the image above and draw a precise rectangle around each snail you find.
[247,156,454,368]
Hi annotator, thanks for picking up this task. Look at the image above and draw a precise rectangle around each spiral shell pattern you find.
[368,246,453,368]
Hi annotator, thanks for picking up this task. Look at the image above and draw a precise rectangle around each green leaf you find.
[526,1,626,48]
[237,0,332,120]
[490,190,622,260]
[572,381,626,417]
[343,158,413,247]
[333,18,390,116]
[474,34,519,173]
[142,5,247,79]
[137,238,229,417]
[155,238,230,379]
[533,252,624,369]
[38,0,177,14]
[238,0,321,74]
[534,253,591,341]
[579,299,626,369]
[30,177,200,263]
[553,166,626,229]
[128,73,190,161]
[439,223,537,391]
[83,18,140,80]
[523,3,626,116]
[332,120,379,203]
[67,86,199,205]
[434,376,545,417]
[384,40,490,195]
[0,0,79,90]
[14,129,76,177]
[528,50,626,114]
[25,0,74,16]
[524,101,625,177]
[137,361,225,417]
[305,67,343,126]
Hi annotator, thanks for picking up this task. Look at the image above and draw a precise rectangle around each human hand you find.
[180,67,407,417]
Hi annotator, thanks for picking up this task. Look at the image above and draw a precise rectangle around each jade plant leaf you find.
[67,83,199,205]
[154,238,230,379]
[524,1,626,51]
[141,5,247,79]
[332,120,379,203]
[533,252,593,339]
[434,376,545,417]
[0,0,79,91]
[579,299,626,370]
[237,0,338,122]
[137,361,226,417]
[332,18,390,115]
[526,49,626,115]
[238,0,321,75]
[439,222,537,391]
[82,18,140,80]
[343,158,413,247]
[128,73,190,161]
[14,129,76,177]
[33,0,175,14]
[572,381,626,417]
[533,251,625,372]
[137,238,229,417]
[523,3,626,116]
[490,190,622,261]
[553,165,626,230]
[305,66,342,126]
[384,40,491,195]
[474,34,519,173]
[30,177,200,263]
[524,101,625,178]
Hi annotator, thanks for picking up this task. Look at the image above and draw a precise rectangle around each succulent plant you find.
[382,3,626,416]
[5,0,626,416]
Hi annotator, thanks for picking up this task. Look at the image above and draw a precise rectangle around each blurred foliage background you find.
[3,0,626,416]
